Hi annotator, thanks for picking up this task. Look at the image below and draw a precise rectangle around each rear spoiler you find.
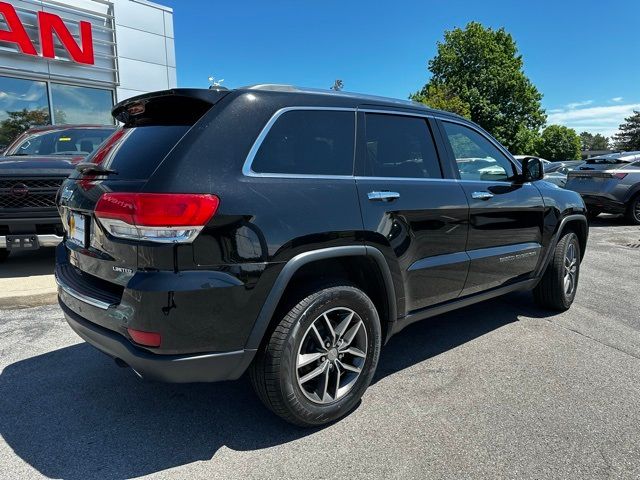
[112,88,231,126]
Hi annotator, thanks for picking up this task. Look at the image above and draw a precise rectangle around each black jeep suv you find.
[56,86,588,426]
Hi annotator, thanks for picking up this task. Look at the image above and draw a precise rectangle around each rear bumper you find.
[60,300,256,383]
[54,241,272,381]
[0,215,64,249]
[0,233,63,248]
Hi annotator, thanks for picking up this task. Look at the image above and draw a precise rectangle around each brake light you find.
[127,328,161,347]
[611,172,628,179]
[95,193,219,243]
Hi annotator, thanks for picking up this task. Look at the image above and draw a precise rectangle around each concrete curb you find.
[0,291,58,310]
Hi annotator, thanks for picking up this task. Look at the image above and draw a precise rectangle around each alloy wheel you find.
[563,241,578,296]
[296,307,368,404]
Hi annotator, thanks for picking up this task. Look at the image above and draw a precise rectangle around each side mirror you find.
[521,157,544,182]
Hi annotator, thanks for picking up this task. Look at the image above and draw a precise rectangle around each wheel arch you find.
[536,213,588,279]
[561,216,588,260]
[244,246,398,351]
[623,183,640,204]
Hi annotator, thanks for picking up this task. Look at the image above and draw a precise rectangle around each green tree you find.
[0,108,50,146]
[412,22,546,153]
[612,110,640,151]
[580,131,609,151]
[410,83,471,119]
[591,134,609,150]
[512,128,540,155]
[579,132,593,151]
[537,125,581,160]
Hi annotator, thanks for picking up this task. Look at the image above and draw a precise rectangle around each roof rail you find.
[239,84,426,109]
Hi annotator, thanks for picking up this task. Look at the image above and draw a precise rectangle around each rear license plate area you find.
[6,234,39,250]
[67,211,88,248]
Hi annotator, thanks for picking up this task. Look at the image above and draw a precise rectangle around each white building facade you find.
[0,0,176,133]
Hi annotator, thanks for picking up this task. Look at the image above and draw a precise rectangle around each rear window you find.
[251,110,355,176]
[82,126,189,179]
[586,157,630,164]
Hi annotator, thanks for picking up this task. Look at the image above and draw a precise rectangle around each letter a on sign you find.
[38,11,95,65]
[0,1,38,55]
[0,1,94,65]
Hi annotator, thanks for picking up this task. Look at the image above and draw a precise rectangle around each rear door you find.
[437,119,545,295]
[356,110,469,314]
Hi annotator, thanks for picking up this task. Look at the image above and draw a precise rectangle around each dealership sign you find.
[0,1,94,65]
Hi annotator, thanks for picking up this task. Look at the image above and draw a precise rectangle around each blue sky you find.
[161,0,640,137]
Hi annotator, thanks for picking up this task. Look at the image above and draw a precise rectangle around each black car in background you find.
[0,125,115,261]
[56,86,588,426]
[565,152,640,222]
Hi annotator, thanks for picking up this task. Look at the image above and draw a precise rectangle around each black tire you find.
[587,208,601,220]
[533,231,581,311]
[625,195,640,225]
[249,285,382,427]
[0,248,9,263]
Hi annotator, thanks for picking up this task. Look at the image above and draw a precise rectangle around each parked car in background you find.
[514,155,551,165]
[0,125,116,262]
[514,155,582,187]
[543,160,585,188]
[3,125,115,157]
[565,151,640,222]
[544,160,584,174]
[457,157,510,181]
[56,86,588,427]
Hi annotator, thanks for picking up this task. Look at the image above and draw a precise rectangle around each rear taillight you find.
[611,172,628,179]
[95,193,219,243]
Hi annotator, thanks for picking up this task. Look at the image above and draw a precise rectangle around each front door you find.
[437,120,545,295]
[356,110,469,314]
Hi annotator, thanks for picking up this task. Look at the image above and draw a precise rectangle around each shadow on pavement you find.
[0,247,56,279]
[0,291,553,479]
[374,290,550,382]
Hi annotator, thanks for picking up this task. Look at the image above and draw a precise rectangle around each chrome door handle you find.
[471,191,494,200]
[368,191,400,202]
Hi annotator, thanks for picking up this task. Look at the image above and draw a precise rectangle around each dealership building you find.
[0,0,176,134]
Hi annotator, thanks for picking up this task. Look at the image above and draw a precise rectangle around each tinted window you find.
[442,122,516,181]
[364,113,442,179]
[7,128,115,156]
[81,126,189,179]
[251,110,355,175]
[586,156,630,165]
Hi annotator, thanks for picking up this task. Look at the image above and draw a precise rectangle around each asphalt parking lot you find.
[1,216,639,479]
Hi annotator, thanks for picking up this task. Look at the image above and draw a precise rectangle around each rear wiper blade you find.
[75,162,118,175]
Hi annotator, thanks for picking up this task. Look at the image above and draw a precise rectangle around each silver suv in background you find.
[543,160,585,188]
[565,151,640,223]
